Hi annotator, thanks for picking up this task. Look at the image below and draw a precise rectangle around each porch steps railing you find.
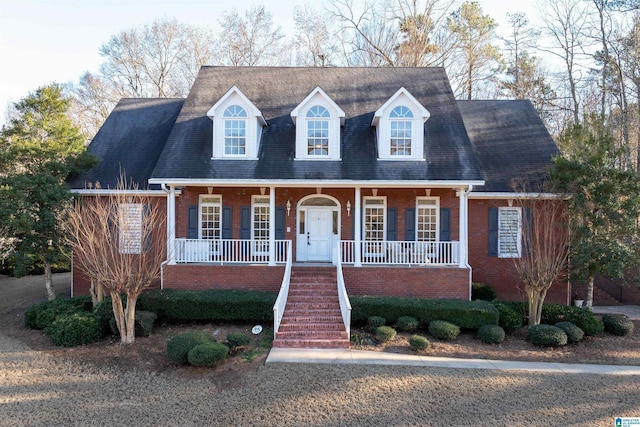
[273,267,350,349]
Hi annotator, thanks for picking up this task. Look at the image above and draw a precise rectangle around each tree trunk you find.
[586,274,595,309]
[110,291,126,343]
[89,280,105,308]
[123,293,139,344]
[528,291,545,326]
[44,262,55,301]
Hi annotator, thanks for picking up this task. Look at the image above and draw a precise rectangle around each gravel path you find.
[1,274,639,426]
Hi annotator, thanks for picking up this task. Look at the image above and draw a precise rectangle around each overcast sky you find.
[0,0,539,126]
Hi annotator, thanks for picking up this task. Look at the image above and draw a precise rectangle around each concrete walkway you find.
[266,348,640,375]
[592,305,640,320]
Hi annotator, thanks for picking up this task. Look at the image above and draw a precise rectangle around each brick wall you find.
[162,264,284,292]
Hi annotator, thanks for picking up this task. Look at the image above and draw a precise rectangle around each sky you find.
[0,0,539,126]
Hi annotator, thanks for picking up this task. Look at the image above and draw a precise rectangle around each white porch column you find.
[269,186,276,266]
[167,185,176,265]
[458,185,471,268]
[354,187,362,267]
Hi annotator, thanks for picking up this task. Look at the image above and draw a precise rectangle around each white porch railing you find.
[334,247,352,340]
[273,243,293,338]
[174,239,290,264]
[340,240,460,265]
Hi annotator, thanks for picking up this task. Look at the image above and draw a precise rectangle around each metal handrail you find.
[334,247,352,340]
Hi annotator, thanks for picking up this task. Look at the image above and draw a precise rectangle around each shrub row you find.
[527,324,568,347]
[351,296,499,330]
[602,314,634,336]
[478,324,505,344]
[139,289,277,322]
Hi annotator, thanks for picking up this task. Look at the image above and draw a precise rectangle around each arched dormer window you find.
[207,86,266,160]
[306,106,330,156]
[372,87,430,161]
[223,105,247,155]
[291,87,345,160]
[389,106,413,156]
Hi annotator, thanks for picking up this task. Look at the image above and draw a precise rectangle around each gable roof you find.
[149,66,484,184]
[457,100,560,192]
[67,98,184,190]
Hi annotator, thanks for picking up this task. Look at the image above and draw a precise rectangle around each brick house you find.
[68,67,564,347]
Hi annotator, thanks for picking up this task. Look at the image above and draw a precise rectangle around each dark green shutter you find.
[440,208,451,241]
[240,206,251,240]
[222,206,232,239]
[187,205,198,239]
[275,207,285,240]
[405,208,415,241]
[488,207,498,257]
[524,207,533,257]
[387,208,397,241]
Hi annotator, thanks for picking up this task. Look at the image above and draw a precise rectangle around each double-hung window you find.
[223,105,247,155]
[200,196,222,240]
[416,197,438,242]
[252,196,270,256]
[363,197,386,257]
[119,203,142,254]
[306,106,330,156]
[498,207,522,258]
[390,106,413,156]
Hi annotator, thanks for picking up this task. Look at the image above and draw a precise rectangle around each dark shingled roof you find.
[457,100,560,192]
[68,98,185,189]
[150,66,484,182]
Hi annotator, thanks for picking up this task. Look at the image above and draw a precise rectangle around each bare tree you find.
[65,176,166,344]
[511,196,570,326]
[218,5,290,66]
[293,5,340,66]
[69,72,122,142]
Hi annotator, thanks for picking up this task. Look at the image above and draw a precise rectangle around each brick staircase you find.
[273,267,350,349]
[593,286,622,306]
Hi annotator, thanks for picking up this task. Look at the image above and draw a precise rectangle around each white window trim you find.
[498,207,522,258]
[252,195,270,256]
[416,196,440,242]
[118,203,142,254]
[363,196,387,241]
[198,195,222,241]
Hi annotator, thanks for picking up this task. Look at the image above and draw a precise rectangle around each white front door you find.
[306,207,332,261]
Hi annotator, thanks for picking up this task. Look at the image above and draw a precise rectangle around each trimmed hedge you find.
[602,314,635,336]
[428,320,460,341]
[26,298,89,330]
[367,316,386,328]
[395,316,419,332]
[374,326,397,343]
[554,321,584,342]
[563,309,604,336]
[527,324,567,347]
[187,342,229,367]
[409,335,430,351]
[471,282,497,301]
[227,332,251,348]
[490,302,523,333]
[44,313,103,347]
[478,324,505,344]
[167,331,216,365]
[139,289,277,322]
[351,296,499,330]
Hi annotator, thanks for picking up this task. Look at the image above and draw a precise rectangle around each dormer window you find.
[223,105,247,155]
[291,87,345,160]
[306,106,330,156]
[372,87,430,161]
[207,86,266,160]
[389,106,413,156]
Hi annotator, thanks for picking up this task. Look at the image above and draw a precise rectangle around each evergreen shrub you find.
[428,320,460,341]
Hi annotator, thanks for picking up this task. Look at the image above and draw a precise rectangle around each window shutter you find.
[387,208,397,241]
[440,207,451,241]
[222,206,232,239]
[405,208,415,241]
[187,205,198,239]
[524,207,533,257]
[488,207,498,257]
[240,206,251,239]
[143,204,152,252]
[275,207,285,240]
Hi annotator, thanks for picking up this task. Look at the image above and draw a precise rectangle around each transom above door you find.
[296,195,340,262]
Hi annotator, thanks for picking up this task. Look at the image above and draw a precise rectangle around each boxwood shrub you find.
[26,297,91,330]
[428,320,460,341]
[409,335,430,351]
[167,331,217,365]
[139,289,277,322]
[374,326,397,343]
[554,321,584,342]
[44,313,103,347]
[471,282,497,301]
[227,332,251,348]
[187,342,229,367]
[351,296,498,330]
[527,324,567,347]
[563,309,604,336]
[367,316,386,328]
[395,316,419,332]
[478,324,505,344]
[490,302,523,333]
[602,314,635,336]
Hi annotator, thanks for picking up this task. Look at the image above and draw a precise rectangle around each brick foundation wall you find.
[343,266,470,299]
[162,264,284,293]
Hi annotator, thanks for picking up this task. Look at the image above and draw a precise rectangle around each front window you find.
[499,207,522,258]
[200,196,221,240]
[364,197,386,241]
[252,196,270,255]
[119,203,142,254]
[417,197,438,241]
[306,105,330,156]
[390,106,413,156]
[223,105,247,155]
